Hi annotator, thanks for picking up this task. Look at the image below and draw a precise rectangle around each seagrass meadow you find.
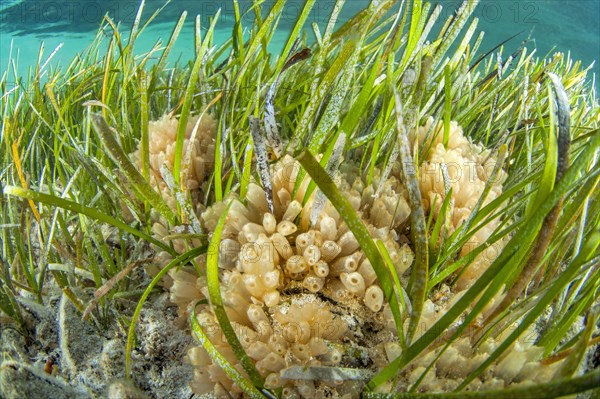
[1,0,599,398]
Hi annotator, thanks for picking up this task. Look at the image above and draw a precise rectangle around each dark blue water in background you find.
[1,0,598,87]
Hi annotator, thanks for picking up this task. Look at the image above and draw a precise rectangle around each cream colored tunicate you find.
[365,285,384,312]
[167,120,562,397]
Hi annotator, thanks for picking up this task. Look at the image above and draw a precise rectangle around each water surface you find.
[1,1,598,87]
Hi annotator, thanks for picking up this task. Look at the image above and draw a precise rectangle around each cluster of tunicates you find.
[132,113,216,213]
[174,154,413,397]
[411,117,508,289]
[137,115,565,398]
[131,113,216,274]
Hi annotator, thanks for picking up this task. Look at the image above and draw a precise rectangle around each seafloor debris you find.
[0,291,195,399]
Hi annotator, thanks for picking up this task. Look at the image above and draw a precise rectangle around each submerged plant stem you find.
[363,369,600,399]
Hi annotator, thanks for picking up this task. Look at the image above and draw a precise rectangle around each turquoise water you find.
[1,0,598,85]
